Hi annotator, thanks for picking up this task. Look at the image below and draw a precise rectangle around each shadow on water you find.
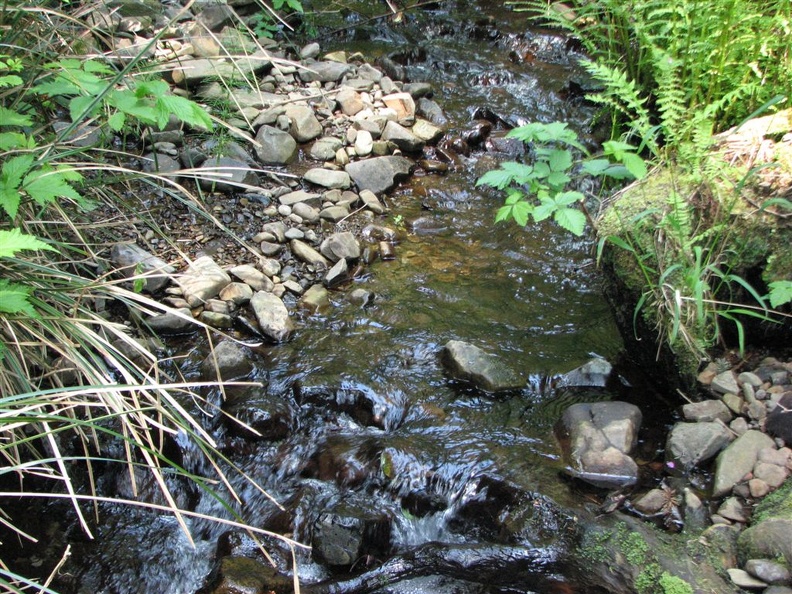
[28,3,679,594]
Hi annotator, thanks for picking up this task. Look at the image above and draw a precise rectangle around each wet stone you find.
[345,155,414,195]
[713,430,776,497]
[146,307,195,335]
[201,340,253,380]
[682,399,732,423]
[665,421,732,473]
[298,284,330,313]
[712,370,740,395]
[250,291,293,343]
[311,498,392,567]
[441,340,523,393]
[745,559,791,586]
[766,393,792,443]
[200,311,233,329]
[555,358,612,388]
[324,258,348,288]
[320,232,360,262]
[208,556,288,594]
[728,568,768,590]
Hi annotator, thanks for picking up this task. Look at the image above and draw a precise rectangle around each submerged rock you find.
[311,497,392,567]
[201,340,253,380]
[440,340,523,393]
[556,401,642,489]
[555,358,613,388]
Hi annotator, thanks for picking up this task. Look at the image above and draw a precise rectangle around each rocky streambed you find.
[5,1,792,594]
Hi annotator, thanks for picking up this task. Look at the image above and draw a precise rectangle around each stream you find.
[41,2,676,592]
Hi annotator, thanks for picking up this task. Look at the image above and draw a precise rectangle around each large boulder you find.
[665,421,733,474]
[440,340,523,393]
[345,156,413,195]
[254,125,297,165]
[556,401,643,489]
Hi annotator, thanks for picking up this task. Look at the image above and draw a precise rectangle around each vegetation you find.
[0,0,303,590]
[485,0,792,363]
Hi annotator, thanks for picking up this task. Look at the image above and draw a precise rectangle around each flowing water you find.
[42,2,671,592]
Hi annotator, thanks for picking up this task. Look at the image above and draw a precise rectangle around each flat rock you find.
[712,370,740,395]
[382,92,415,124]
[170,51,272,87]
[745,559,791,586]
[440,340,523,393]
[250,291,293,342]
[555,358,612,388]
[278,190,321,206]
[727,568,768,590]
[146,307,195,335]
[381,120,425,153]
[177,256,231,307]
[682,399,732,422]
[345,155,413,195]
[291,239,329,267]
[110,243,175,293]
[229,264,274,292]
[713,430,776,497]
[304,168,351,189]
[298,60,353,83]
[197,156,258,193]
[298,284,330,313]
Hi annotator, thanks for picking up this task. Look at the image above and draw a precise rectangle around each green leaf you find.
[156,94,213,131]
[134,79,169,98]
[581,159,611,176]
[533,197,555,222]
[108,111,126,131]
[0,106,33,127]
[621,152,648,179]
[511,200,532,227]
[554,191,584,206]
[0,74,22,88]
[546,170,570,189]
[69,94,99,122]
[477,167,517,190]
[767,280,792,308]
[547,149,573,172]
[22,166,84,207]
[0,280,37,317]
[0,132,32,151]
[0,228,57,257]
[554,207,586,236]
[0,154,34,219]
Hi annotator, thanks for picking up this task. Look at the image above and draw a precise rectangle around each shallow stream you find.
[52,2,677,592]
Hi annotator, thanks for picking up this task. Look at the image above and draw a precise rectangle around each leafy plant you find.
[477,121,646,236]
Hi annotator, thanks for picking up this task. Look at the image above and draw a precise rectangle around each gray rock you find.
[286,104,322,142]
[359,189,385,214]
[52,121,102,147]
[292,202,320,223]
[718,497,748,522]
[141,152,180,174]
[304,168,351,189]
[250,291,293,342]
[412,118,445,144]
[665,421,732,473]
[345,155,414,195]
[324,258,348,288]
[319,205,350,222]
[381,120,425,153]
[682,399,732,423]
[290,239,330,267]
[223,385,292,441]
[278,190,322,206]
[199,311,233,329]
[403,82,433,98]
[311,497,391,567]
[766,587,792,594]
[712,370,740,395]
[254,125,297,165]
[353,129,374,157]
[336,87,365,116]
[300,42,321,59]
[298,60,353,83]
[766,393,792,443]
[739,372,764,388]
[229,264,274,292]
[146,307,195,335]
[556,401,643,489]
[320,232,360,262]
[197,157,258,193]
[556,358,612,388]
[441,340,523,393]
[298,284,330,313]
[201,340,253,380]
[357,63,383,82]
[739,519,792,569]
[171,50,272,87]
[310,137,344,161]
[110,243,175,293]
[219,281,253,305]
[177,256,231,307]
[713,430,776,497]
[746,559,791,585]
[416,97,449,126]
[753,461,788,488]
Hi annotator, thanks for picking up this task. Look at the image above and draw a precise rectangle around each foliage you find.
[248,0,304,39]
[477,122,646,236]
[511,0,792,155]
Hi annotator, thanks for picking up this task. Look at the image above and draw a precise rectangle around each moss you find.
[753,478,792,524]
[659,572,694,594]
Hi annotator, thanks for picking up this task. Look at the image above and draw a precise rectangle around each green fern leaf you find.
[22,166,83,207]
[0,107,33,127]
[155,94,213,131]
[0,132,32,151]
[0,279,37,317]
[767,281,792,308]
[0,228,57,257]
[0,154,34,219]
[0,74,22,88]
